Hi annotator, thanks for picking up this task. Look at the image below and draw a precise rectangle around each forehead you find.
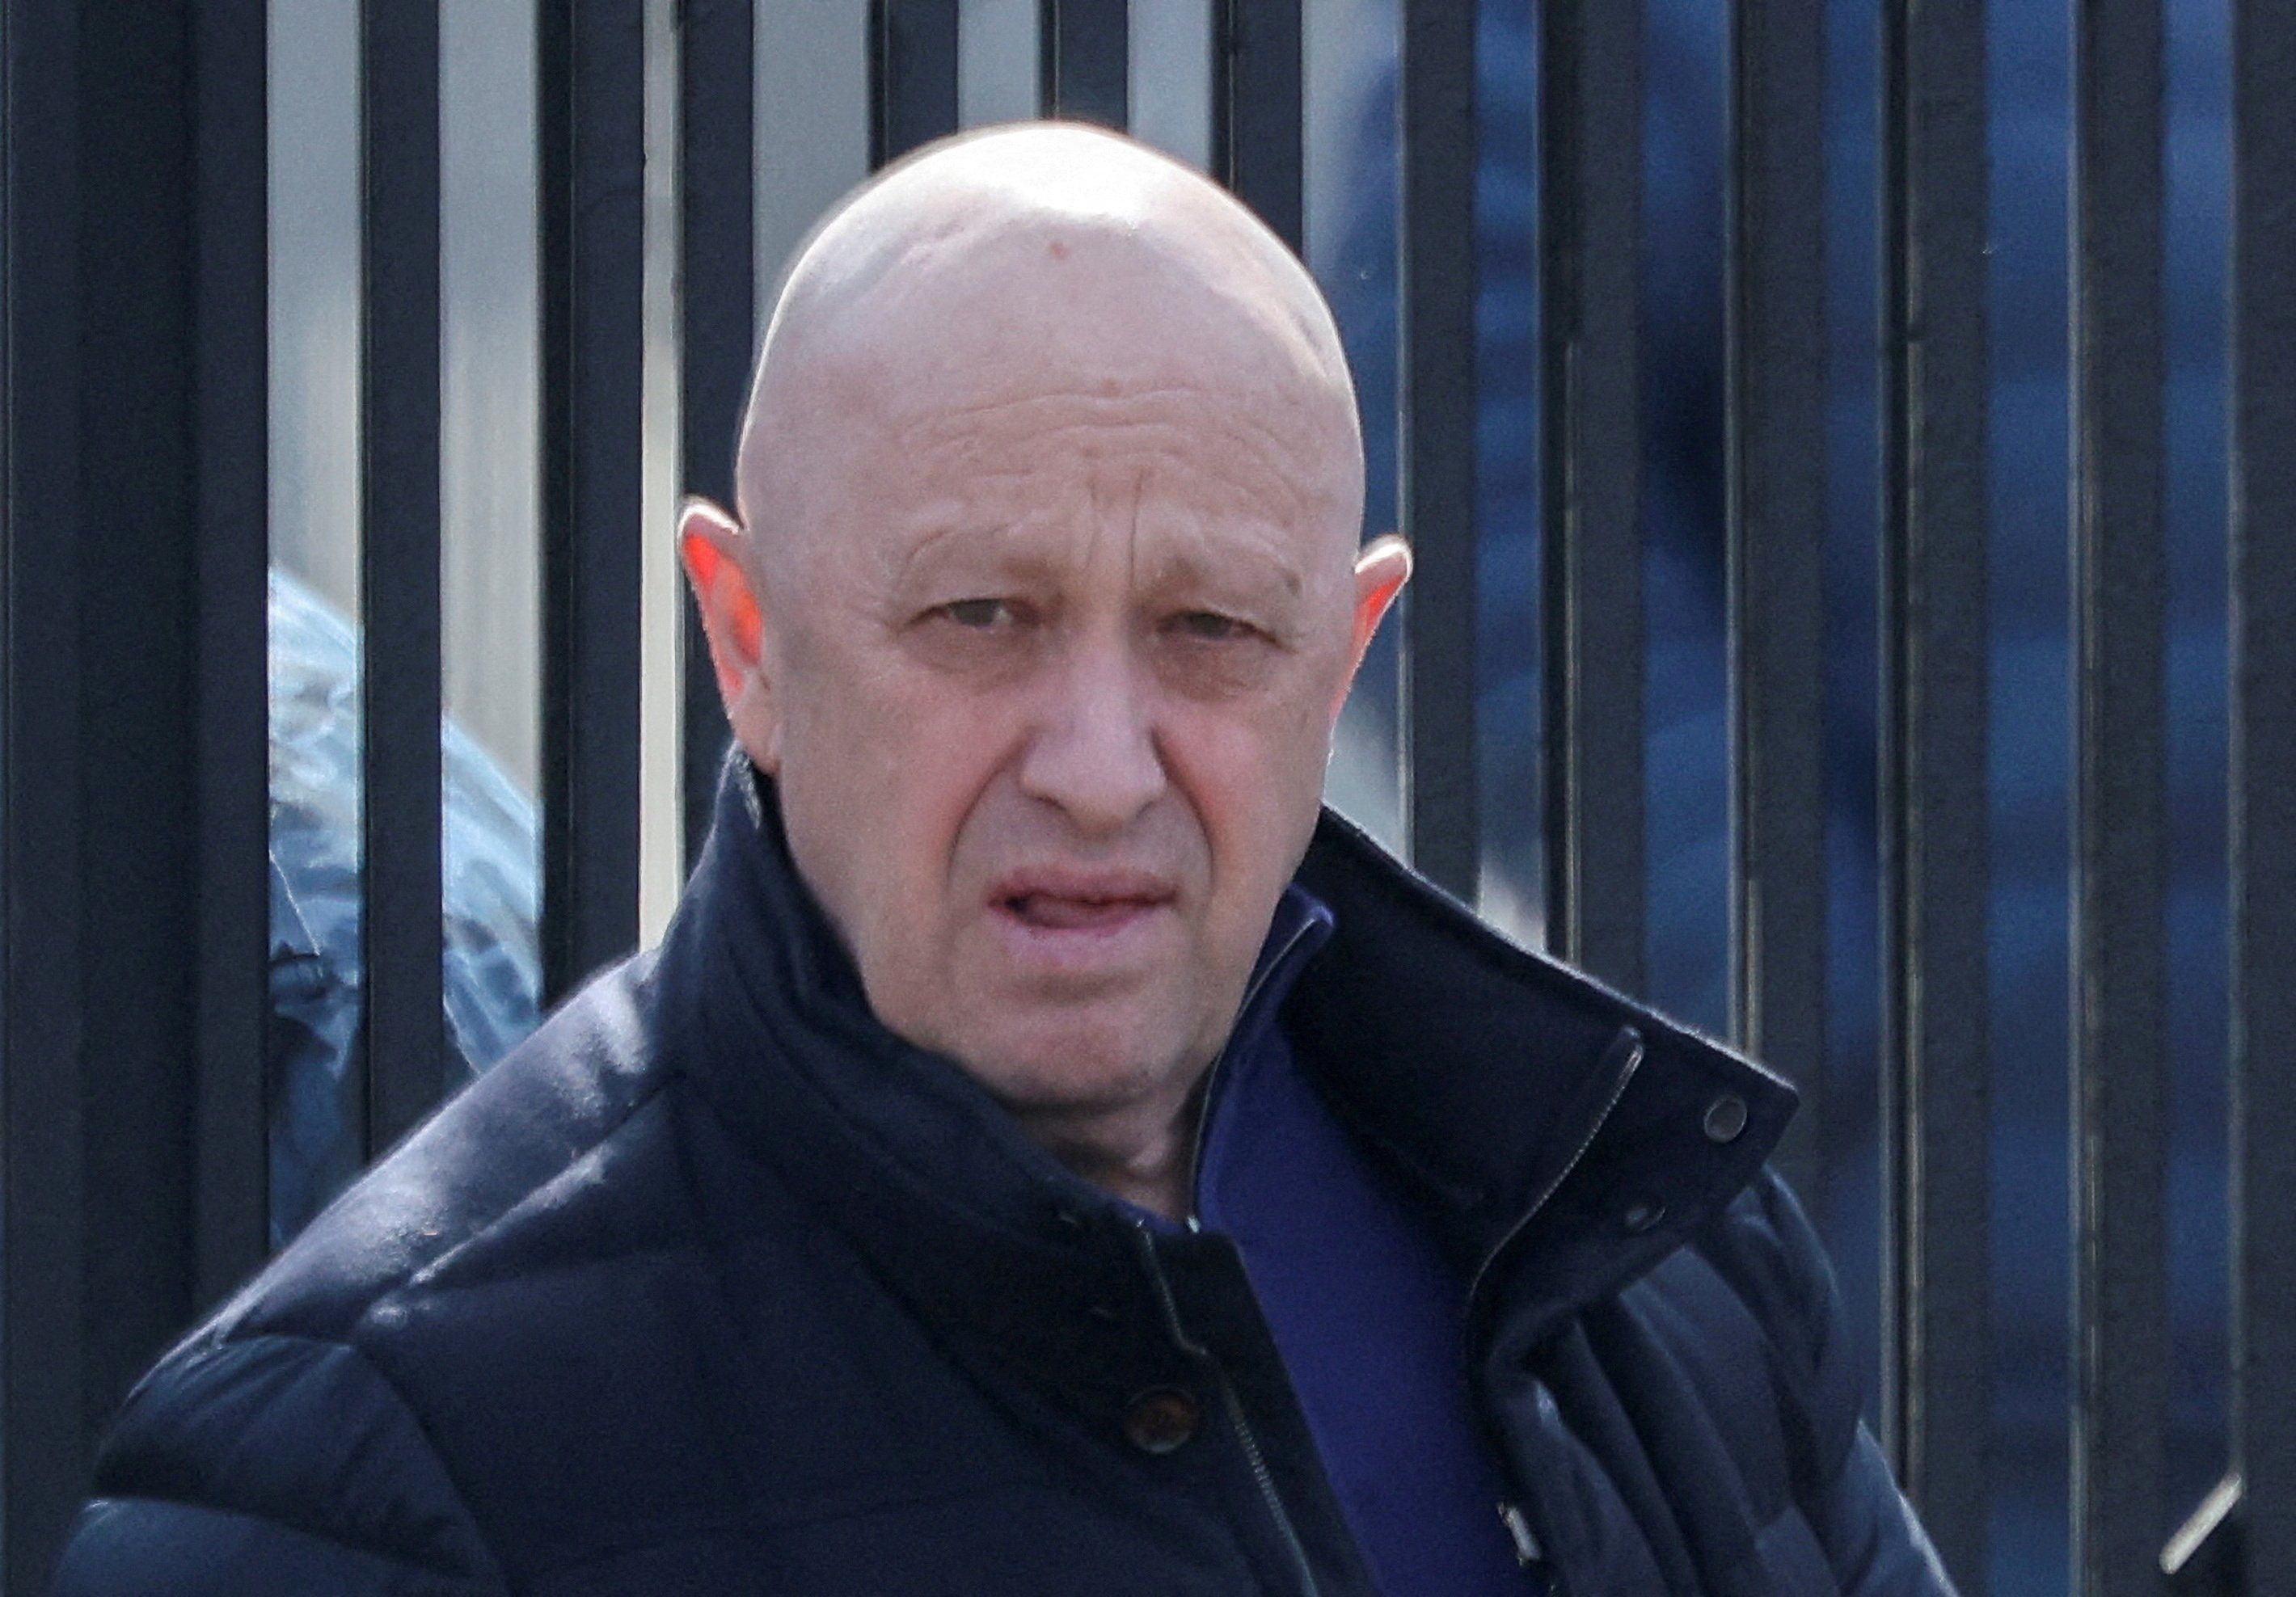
[810,370,1353,584]
[904,374,1330,505]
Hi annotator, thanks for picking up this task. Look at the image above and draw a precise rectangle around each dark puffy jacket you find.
[50,765,1951,1595]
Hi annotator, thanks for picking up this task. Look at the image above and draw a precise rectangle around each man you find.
[51,125,1948,1595]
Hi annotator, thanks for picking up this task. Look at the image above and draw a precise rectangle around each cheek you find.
[1160,695,1332,874]
[780,630,1024,899]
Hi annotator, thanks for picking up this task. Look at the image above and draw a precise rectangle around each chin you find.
[961,1011,1201,1114]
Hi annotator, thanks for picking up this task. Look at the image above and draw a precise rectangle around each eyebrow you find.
[888,517,1061,589]
[1137,541,1306,602]
[884,518,1313,624]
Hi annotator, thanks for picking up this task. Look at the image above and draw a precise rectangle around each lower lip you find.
[988,899,1176,975]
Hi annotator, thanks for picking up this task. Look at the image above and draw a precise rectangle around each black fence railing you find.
[1878,0,1991,1575]
[1537,0,1644,1002]
[1,2,2290,1594]
[360,0,447,1153]
[2070,9,2171,1595]
[2226,4,2296,1586]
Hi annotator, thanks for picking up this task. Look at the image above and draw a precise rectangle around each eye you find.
[938,597,1020,630]
[1168,609,1254,643]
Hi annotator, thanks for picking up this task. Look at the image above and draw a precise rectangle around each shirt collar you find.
[1105,883,1336,1237]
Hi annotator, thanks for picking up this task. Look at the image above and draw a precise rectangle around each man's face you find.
[682,131,1400,1156]
[746,339,1369,1123]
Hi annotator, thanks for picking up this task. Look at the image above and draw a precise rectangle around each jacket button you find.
[1623,1199,1666,1234]
[1122,1387,1203,1454]
[1703,1093,1749,1144]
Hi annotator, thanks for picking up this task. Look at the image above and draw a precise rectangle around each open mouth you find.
[989,869,1178,938]
[999,892,1167,932]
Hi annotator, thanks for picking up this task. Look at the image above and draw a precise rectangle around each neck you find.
[995,892,1328,1224]
[1009,1078,1209,1222]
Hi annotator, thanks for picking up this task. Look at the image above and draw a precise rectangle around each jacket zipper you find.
[1132,1223,1323,1597]
[1466,1025,1645,1597]
[1463,1025,1645,1316]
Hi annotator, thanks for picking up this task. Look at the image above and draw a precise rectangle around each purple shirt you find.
[1189,889,1540,1596]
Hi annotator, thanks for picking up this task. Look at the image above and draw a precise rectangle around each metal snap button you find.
[1703,1093,1749,1144]
[1122,1386,1203,1454]
[1623,1199,1666,1234]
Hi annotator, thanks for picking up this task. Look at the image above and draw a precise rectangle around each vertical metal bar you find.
[360,0,448,1155]
[1209,0,1301,254]
[2229,0,2296,1588]
[4,3,209,1583]
[1877,0,1991,1583]
[1039,0,1127,128]
[1,6,93,1580]
[1395,0,1479,901]
[193,0,273,1297]
[872,0,960,169]
[1726,0,1829,1195]
[539,0,647,1002]
[1538,0,1644,995]
[680,0,754,868]
[69,5,202,1453]
[2070,2,2169,1593]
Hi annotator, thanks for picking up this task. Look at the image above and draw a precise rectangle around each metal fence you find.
[0,1,2288,1593]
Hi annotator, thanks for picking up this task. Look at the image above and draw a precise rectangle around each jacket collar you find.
[1285,807,1796,1343]
[661,756,1796,1364]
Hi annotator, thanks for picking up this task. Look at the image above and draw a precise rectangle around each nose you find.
[1015,632,1167,836]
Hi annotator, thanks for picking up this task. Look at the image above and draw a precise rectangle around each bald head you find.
[734,122,1362,550]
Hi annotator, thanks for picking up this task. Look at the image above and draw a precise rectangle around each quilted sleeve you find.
[1704,1169,1958,1595]
[1808,1422,1959,1597]
[49,1498,496,1597]
[45,1332,505,1597]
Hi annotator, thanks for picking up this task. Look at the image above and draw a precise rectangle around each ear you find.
[678,498,783,773]
[1332,533,1412,722]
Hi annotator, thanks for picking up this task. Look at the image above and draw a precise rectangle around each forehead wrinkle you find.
[885,511,1064,590]
[1095,461,1308,613]
[1120,466,1314,603]
[905,420,1313,520]
[1123,463,1145,597]
[890,401,1339,544]
[896,388,1339,494]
